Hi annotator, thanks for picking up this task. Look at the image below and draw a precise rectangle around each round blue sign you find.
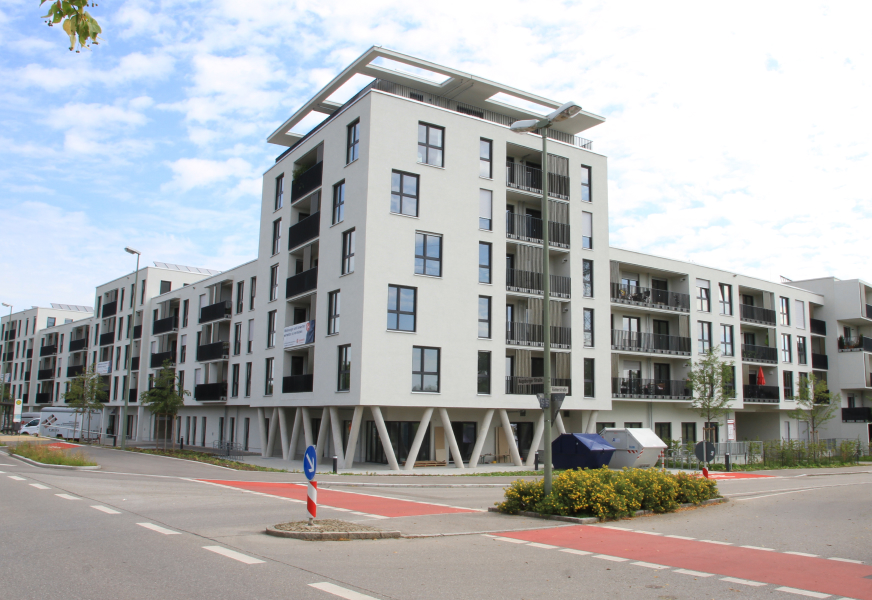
[304,445,317,480]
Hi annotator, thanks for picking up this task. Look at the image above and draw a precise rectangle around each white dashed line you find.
[527,543,558,549]
[203,546,264,565]
[699,539,732,545]
[674,568,714,577]
[493,537,527,543]
[632,561,670,570]
[774,587,830,598]
[665,534,695,540]
[592,554,629,562]
[91,505,121,514]
[721,577,767,587]
[741,545,775,551]
[598,526,633,531]
[559,549,593,556]
[480,534,497,538]
[635,531,663,536]
[331,507,351,512]
[0,470,5,473]
[784,551,819,557]
[828,557,863,564]
[55,493,79,500]
[309,582,378,599]
[29,483,50,490]
[137,523,181,535]
[8,476,25,481]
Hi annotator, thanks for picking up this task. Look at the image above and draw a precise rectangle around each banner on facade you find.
[283,321,315,349]
[96,361,111,375]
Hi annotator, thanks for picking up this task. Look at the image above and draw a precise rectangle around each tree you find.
[139,360,188,451]
[40,0,102,52]
[64,364,107,442]
[685,347,735,454]
[788,373,839,445]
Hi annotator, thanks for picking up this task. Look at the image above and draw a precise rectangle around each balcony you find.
[743,385,780,402]
[842,407,872,422]
[128,387,138,403]
[282,374,314,393]
[867,304,872,319]
[811,353,828,370]
[69,338,87,352]
[505,213,570,249]
[505,162,569,200]
[196,341,230,362]
[24,370,31,381]
[291,161,323,203]
[810,318,826,336]
[505,376,571,396]
[199,301,232,324]
[741,344,777,364]
[740,303,777,326]
[150,351,176,369]
[194,382,227,402]
[505,322,571,350]
[4,329,15,340]
[133,324,142,340]
[153,315,179,335]
[288,211,320,250]
[131,356,140,371]
[286,267,318,299]
[99,331,115,347]
[37,368,54,380]
[26,348,33,359]
[612,378,691,400]
[39,345,57,357]
[506,268,571,299]
[101,300,117,318]
[610,283,690,313]
[610,330,692,356]
[839,336,872,353]
[2,352,11,362]
[35,393,51,404]
[66,365,85,378]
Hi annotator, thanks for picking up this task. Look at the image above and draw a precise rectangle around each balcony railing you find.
[505,376,571,396]
[505,213,570,249]
[197,341,230,362]
[288,211,320,250]
[133,324,142,340]
[286,267,318,299]
[505,268,571,299]
[40,345,57,357]
[743,385,780,402]
[37,368,54,380]
[810,318,826,336]
[291,161,323,203]
[69,338,87,352]
[612,378,692,400]
[867,304,872,319]
[505,162,570,200]
[840,336,872,353]
[282,374,314,393]
[194,382,227,402]
[4,329,15,340]
[150,351,176,369]
[741,344,777,364]
[101,300,117,318]
[610,283,690,312]
[740,303,777,326]
[66,365,85,378]
[811,353,828,370]
[35,393,51,404]
[153,315,179,335]
[842,407,872,422]
[505,322,571,349]
[131,356,140,371]
[99,331,116,347]
[610,330,692,355]
[199,301,232,324]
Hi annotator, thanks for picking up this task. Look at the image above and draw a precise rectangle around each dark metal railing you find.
[35,392,51,404]
[841,336,872,353]
[505,268,571,299]
[505,213,570,248]
[741,344,777,364]
[505,376,571,396]
[505,322,572,349]
[505,162,570,200]
[101,300,117,318]
[212,440,243,461]
[288,211,320,250]
[37,368,54,380]
[153,315,179,335]
[99,331,115,346]
[66,365,85,378]
[195,382,227,401]
[40,345,57,357]
[286,267,318,299]
[282,374,314,393]
[150,351,176,369]
[4,329,15,340]
[611,378,691,399]
[740,303,777,326]
[610,329,692,355]
[290,161,323,203]
[610,283,690,312]
[810,318,826,336]
[69,338,87,352]
[196,341,229,362]
[133,324,142,340]
[743,385,780,402]
[842,407,872,422]
[812,353,828,370]
[199,301,232,324]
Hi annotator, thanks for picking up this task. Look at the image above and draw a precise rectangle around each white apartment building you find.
[2,47,869,466]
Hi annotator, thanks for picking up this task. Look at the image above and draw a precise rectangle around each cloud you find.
[162,157,257,192]
[43,102,152,156]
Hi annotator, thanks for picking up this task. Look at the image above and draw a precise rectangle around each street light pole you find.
[121,248,141,450]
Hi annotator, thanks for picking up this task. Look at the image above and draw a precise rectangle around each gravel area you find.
[274,519,386,533]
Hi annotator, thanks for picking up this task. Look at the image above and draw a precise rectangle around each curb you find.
[320,482,509,489]
[487,497,728,524]
[264,525,401,541]
[2,451,101,471]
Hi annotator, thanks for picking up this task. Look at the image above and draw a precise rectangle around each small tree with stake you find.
[64,364,107,442]
[788,373,839,456]
[140,360,188,451]
[685,347,735,461]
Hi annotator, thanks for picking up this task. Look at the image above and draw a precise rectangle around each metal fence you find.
[212,440,244,462]
[663,438,864,469]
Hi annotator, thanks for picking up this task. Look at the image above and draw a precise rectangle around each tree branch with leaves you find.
[685,347,735,453]
[64,364,107,442]
[40,0,102,52]
[140,360,189,451]
[788,373,839,445]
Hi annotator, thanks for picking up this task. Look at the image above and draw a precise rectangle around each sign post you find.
[13,398,22,424]
[304,445,317,526]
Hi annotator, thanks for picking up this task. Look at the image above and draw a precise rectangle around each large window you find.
[583,259,593,297]
[478,242,492,284]
[780,297,791,326]
[781,333,792,362]
[797,336,808,365]
[264,357,274,395]
[582,211,593,249]
[696,279,711,312]
[271,219,281,255]
[387,285,416,332]
[333,181,345,225]
[580,165,591,202]
[698,321,712,353]
[412,347,440,392]
[720,324,734,356]
[346,119,360,164]
[341,229,355,274]
[584,358,595,397]
[236,281,244,314]
[274,174,284,211]
[477,351,490,394]
[584,308,594,347]
[269,264,279,301]
[327,291,340,335]
[417,123,444,167]
[479,189,492,230]
[783,371,794,399]
[479,138,492,178]
[390,171,418,217]
[478,296,491,339]
[337,345,351,391]
[415,232,442,277]
[267,310,277,348]
[719,283,732,315]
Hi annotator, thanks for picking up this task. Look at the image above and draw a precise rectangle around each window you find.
[233,323,241,355]
[479,138,492,178]
[412,347,440,392]
[269,264,279,301]
[182,300,189,327]
[720,324,734,356]
[682,422,697,443]
[479,189,492,230]
[719,283,732,315]
[583,259,593,297]
[231,364,239,397]
[797,336,808,365]
[582,211,593,249]
[337,345,351,391]
[477,351,491,394]
[478,242,492,284]
[327,291,340,335]
[140,280,146,305]
[584,308,594,347]
[584,358,595,397]
[332,181,345,225]
[47,317,56,328]
[387,285,416,332]
[794,300,806,329]
[580,165,591,202]
[271,219,281,255]
[341,229,355,274]
[781,333,792,362]
[347,119,360,164]
[390,171,418,217]
[478,296,491,338]
[275,174,284,211]
[783,371,794,399]
[249,277,256,310]
[417,123,444,167]
[267,310,277,348]
[264,357,274,395]
[654,423,672,442]
[247,319,254,353]
[129,284,135,308]
[415,232,442,277]
[698,321,712,353]
[236,281,244,314]
[160,280,171,295]
[244,362,252,396]
[180,334,187,363]
[780,297,790,326]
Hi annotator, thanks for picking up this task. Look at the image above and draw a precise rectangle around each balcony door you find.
[622,316,641,349]
[743,332,756,346]
[653,363,670,382]
[293,307,307,325]
[291,356,305,377]
[653,319,669,351]
[525,208,541,240]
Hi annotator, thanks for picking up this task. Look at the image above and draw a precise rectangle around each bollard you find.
[725,452,731,472]
[180,438,184,452]
[332,455,338,474]
[534,451,539,471]
[112,435,116,447]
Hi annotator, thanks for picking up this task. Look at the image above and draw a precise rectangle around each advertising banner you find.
[96,361,111,375]
[283,320,315,350]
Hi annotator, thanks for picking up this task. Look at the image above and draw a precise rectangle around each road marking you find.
[598,525,633,531]
[665,534,695,540]
[721,576,767,587]
[635,531,663,536]
[493,537,527,543]
[527,543,558,549]
[91,505,121,514]
[137,523,180,535]
[29,483,50,490]
[741,545,775,551]
[785,551,819,557]
[481,534,497,538]
[828,558,863,564]
[674,569,714,577]
[775,586,831,598]
[559,549,592,556]
[56,493,79,500]
[8,475,25,481]
[592,554,628,562]
[309,582,378,599]
[699,539,732,545]
[203,546,264,565]
[632,561,670,570]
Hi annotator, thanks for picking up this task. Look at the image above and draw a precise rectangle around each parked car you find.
[18,418,41,436]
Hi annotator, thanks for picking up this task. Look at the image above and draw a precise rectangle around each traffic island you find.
[266,519,401,541]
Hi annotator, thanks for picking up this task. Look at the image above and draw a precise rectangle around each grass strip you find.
[12,442,97,467]
[125,447,289,472]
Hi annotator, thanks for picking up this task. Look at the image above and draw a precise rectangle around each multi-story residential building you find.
[3,48,869,465]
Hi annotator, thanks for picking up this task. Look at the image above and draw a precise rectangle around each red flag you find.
[757,366,766,386]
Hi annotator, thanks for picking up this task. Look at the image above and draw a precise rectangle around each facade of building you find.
[2,47,869,465]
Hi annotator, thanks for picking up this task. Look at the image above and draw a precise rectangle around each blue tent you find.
[552,433,616,470]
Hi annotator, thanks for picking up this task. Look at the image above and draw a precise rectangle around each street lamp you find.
[1,303,11,429]
[121,247,141,449]
[510,102,582,495]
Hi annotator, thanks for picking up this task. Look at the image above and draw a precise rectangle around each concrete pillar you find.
[438,408,465,470]
[301,407,313,447]
[329,406,344,469]
[344,406,364,468]
[278,408,291,461]
[404,407,434,470]
[288,407,302,461]
[135,405,145,441]
[265,407,279,457]
[497,409,523,466]
[371,406,399,471]
[525,412,545,467]
[585,410,599,434]
[257,407,268,457]
[554,411,566,438]
[468,409,494,468]
[315,407,330,458]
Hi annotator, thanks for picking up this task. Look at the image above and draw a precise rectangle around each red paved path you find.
[198,480,476,518]
[707,473,774,480]
[497,526,872,599]
[45,442,79,450]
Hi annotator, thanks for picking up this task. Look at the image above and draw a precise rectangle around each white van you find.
[19,418,41,436]
[38,408,103,441]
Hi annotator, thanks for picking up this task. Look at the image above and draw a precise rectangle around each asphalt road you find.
[1,447,870,599]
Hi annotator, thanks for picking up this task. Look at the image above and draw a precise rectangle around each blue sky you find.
[2,0,871,309]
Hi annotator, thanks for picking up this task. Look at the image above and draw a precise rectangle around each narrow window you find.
[328,291,340,335]
[346,119,360,164]
[794,300,806,329]
[783,371,794,399]
[271,219,282,255]
[583,259,594,297]
[267,310,277,348]
[782,333,792,362]
[412,347,440,392]
[478,296,491,339]
[391,171,419,217]
[236,281,244,314]
[244,362,252,396]
[387,285,416,332]
[333,181,345,225]
[140,280,146,305]
[417,123,444,167]
[477,351,491,394]
[264,357,274,395]
[584,358,595,397]
[182,299,189,327]
[696,279,711,312]
[247,319,254,353]
[233,323,241,355]
[180,334,187,362]
[580,165,591,202]
[797,336,807,365]
[719,283,732,315]
[231,364,239,397]
[479,138,492,178]
[275,174,284,211]
[478,242,492,284]
[582,211,593,249]
[269,264,279,301]
[249,276,256,310]
[698,321,712,353]
[780,297,791,326]
[341,229,356,274]
[337,345,351,391]
[477,189,493,231]
[721,324,734,356]
[583,308,594,347]
[415,232,442,277]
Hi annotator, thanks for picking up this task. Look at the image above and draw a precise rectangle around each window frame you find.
[718,283,732,315]
[236,281,244,314]
[698,321,712,353]
[346,119,360,164]
[387,285,417,333]
[271,218,282,255]
[583,308,594,347]
[581,211,593,249]
[478,242,492,284]
[274,174,284,211]
[417,122,444,167]
[477,350,491,394]
[721,324,734,356]
[580,165,591,203]
[231,363,240,397]
[327,290,340,335]
[412,346,441,393]
[478,296,491,339]
[696,280,711,312]
[781,333,792,363]
[797,336,808,365]
[332,180,345,225]
[479,189,493,231]
[249,277,256,310]
[337,345,351,391]
[414,232,442,277]
[269,264,279,302]
[584,357,595,397]
[264,357,274,396]
[244,362,252,397]
[390,170,419,217]
[783,370,794,399]
[479,138,492,179]
[267,310,277,348]
[582,259,594,297]
[341,229,356,275]
[780,297,791,326]
[233,322,241,356]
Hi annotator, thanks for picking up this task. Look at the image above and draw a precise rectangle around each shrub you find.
[498,478,544,514]
[674,472,718,504]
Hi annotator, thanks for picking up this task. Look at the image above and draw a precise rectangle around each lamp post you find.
[1,303,11,429]
[121,247,141,449]
[510,102,582,494]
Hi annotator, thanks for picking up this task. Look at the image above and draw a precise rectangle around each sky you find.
[1,0,870,309]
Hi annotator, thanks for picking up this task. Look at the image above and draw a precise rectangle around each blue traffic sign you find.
[304,445,317,480]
